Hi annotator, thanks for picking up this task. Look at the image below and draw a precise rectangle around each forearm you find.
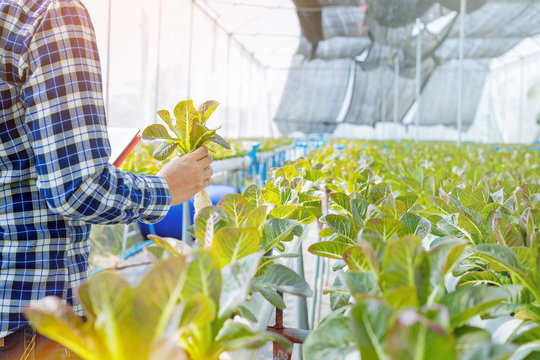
[44,163,170,224]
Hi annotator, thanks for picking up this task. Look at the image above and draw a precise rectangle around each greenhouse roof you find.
[196,0,540,134]
[196,0,301,68]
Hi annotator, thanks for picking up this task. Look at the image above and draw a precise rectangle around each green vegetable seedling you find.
[142,100,231,211]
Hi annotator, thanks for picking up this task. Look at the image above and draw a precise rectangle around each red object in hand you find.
[113,134,141,168]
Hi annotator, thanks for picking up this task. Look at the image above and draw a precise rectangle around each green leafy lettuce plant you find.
[24,251,290,360]
[142,100,231,210]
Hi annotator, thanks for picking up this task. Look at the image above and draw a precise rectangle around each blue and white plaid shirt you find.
[0,0,171,337]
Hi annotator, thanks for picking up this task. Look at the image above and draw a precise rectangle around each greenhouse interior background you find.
[83,0,540,143]
[9,0,540,359]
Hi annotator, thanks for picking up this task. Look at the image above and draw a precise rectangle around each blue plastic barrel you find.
[138,184,237,239]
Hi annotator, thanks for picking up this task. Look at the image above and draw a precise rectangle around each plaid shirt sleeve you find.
[19,0,170,224]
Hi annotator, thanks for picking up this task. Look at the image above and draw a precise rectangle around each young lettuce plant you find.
[142,100,231,211]
[24,251,290,360]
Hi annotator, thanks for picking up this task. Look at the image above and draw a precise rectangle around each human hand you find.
[157,146,213,206]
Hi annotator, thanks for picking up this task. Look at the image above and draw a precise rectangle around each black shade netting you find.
[418,59,490,129]
[274,56,352,134]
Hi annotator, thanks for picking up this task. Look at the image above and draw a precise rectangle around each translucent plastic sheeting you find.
[295,0,363,5]
[293,1,367,45]
[397,52,437,79]
[436,38,524,61]
[445,1,540,39]
[202,0,301,68]
[274,57,352,134]
[417,59,490,129]
[293,0,540,63]
[297,37,371,60]
[486,53,540,143]
[366,5,456,50]
[322,6,368,39]
[441,0,488,13]
[83,0,275,137]
[356,40,438,76]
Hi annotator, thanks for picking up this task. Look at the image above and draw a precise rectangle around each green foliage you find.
[299,140,540,360]
[143,100,230,159]
[40,139,540,359]
[25,251,290,360]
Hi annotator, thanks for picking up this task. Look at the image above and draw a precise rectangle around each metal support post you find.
[247,57,254,137]
[105,0,112,116]
[315,257,326,325]
[267,292,309,360]
[457,0,467,147]
[415,19,422,143]
[122,224,129,253]
[225,34,232,138]
[309,255,320,329]
[519,57,525,144]
[182,202,192,246]
[211,20,218,80]
[238,52,246,138]
[309,188,329,329]
[186,0,195,98]
[394,55,400,140]
[265,68,275,137]
[295,242,310,331]
[153,0,163,119]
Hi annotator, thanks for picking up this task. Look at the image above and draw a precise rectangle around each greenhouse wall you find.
[82,0,284,137]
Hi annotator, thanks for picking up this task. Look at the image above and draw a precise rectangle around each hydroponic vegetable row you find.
[121,137,294,176]
[25,140,540,360]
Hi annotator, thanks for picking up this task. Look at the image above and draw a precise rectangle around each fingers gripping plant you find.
[142,100,231,211]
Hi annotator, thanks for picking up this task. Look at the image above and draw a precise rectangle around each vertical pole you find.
[105,0,112,116]
[186,0,195,98]
[309,255,320,329]
[122,224,129,253]
[315,258,326,325]
[182,202,192,245]
[247,55,253,137]
[182,1,195,246]
[519,57,525,144]
[504,69,508,143]
[211,20,218,81]
[265,67,275,137]
[294,243,310,331]
[457,0,467,147]
[273,293,293,360]
[379,66,385,127]
[225,34,232,138]
[153,0,164,120]
[394,55,400,140]
[415,19,422,143]
[238,52,245,138]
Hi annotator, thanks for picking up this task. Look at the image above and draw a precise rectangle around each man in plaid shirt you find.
[0,0,214,358]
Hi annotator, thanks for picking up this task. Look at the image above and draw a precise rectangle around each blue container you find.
[138,184,237,239]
